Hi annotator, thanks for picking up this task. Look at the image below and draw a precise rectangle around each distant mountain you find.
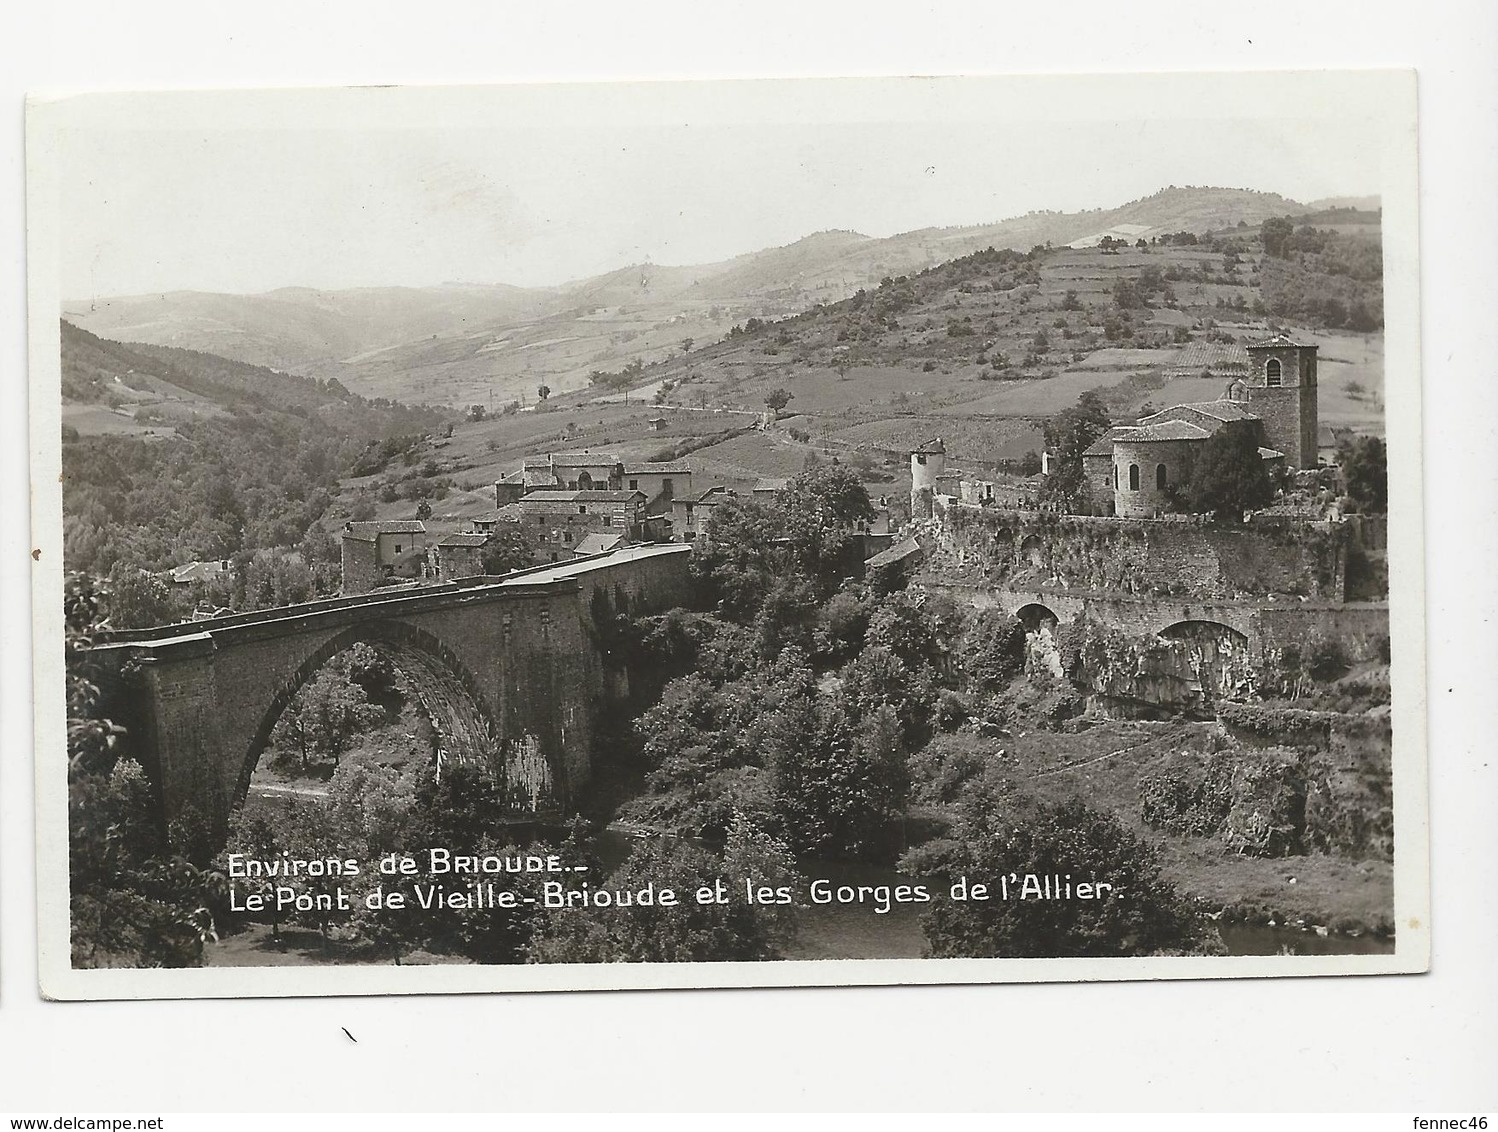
[63,185,1336,408]
[1305,195,1381,212]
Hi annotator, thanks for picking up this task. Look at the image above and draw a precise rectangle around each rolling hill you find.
[63,186,1348,409]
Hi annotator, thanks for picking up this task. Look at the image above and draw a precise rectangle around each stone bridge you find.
[94,545,691,842]
[921,582,1389,660]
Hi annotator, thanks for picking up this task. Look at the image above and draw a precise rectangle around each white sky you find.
[50,76,1394,297]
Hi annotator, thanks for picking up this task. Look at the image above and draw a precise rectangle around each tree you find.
[469,404,486,421]
[1261,216,1295,258]
[479,526,535,575]
[537,384,551,401]
[526,823,800,963]
[1339,435,1387,514]
[415,500,432,521]
[1183,420,1276,521]
[680,336,694,355]
[904,795,1218,958]
[764,387,794,415]
[1018,450,1043,476]
[1040,391,1112,509]
[271,663,385,773]
[67,573,224,967]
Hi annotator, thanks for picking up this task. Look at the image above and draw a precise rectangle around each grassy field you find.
[325,230,1386,532]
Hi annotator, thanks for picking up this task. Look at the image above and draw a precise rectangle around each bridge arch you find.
[236,619,517,811]
[1015,602,1061,631]
[1158,618,1248,646]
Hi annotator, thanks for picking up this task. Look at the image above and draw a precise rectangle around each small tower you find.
[910,437,947,520]
[1245,334,1318,468]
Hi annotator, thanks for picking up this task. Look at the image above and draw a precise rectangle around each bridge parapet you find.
[94,544,694,846]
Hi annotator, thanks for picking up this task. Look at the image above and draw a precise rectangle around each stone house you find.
[341,519,428,593]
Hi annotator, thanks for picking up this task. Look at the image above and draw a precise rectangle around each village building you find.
[431,531,490,579]
[505,452,692,524]
[168,559,229,586]
[622,460,692,516]
[672,485,734,542]
[1078,335,1315,518]
[752,477,788,502]
[341,519,428,594]
[517,488,654,562]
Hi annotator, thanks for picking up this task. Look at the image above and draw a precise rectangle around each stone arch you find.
[1128,463,1140,491]
[235,619,509,810]
[1019,535,1045,568]
[577,470,595,490]
[1156,619,1253,707]
[1156,463,1168,490]
[1015,602,1061,631]
[1266,358,1283,386]
[1158,619,1248,646]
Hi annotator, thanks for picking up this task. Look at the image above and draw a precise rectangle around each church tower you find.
[1244,335,1318,468]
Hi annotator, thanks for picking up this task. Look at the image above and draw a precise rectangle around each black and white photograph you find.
[28,71,1428,1001]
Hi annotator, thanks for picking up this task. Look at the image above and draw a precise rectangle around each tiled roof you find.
[752,477,789,493]
[1083,426,1131,457]
[546,452,622,467]
[1257,447,1285,460]
[1140,400,1260,426]
[1248,333,1316,350]
[1119,420,1213,442]
[576,532,627,555]
[344,520,426,539]
[913,437,946,455]
[438,532,490,547]
[170,561,226,584]
[867,537,923,569]
[624,460,693,475]
[521,489,645,503]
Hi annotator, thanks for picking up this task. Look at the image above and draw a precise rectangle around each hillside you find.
[59,321,457,622]
[336,209,1384,545]
[62,186,1342,409]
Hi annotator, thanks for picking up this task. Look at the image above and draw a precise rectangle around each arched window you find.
[1128,464,1139,491]
[1266,358,1282,386]
[1156,463,1168,490]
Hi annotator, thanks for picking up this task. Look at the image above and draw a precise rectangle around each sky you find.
[49,75,1395,298]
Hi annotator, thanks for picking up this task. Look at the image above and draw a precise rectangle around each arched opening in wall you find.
[1157,619,1251,709]
[1015,602,1064,678]
[1156,463,1168,490]
[1015,602,1061,632]
[1266,358,1282,387]
[1019,535,1046,570]
[1128,464,1140,491]
[576,471,595,490]
[235,621,530,820]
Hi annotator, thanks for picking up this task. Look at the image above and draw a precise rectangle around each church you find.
[1081,334,1319,518]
